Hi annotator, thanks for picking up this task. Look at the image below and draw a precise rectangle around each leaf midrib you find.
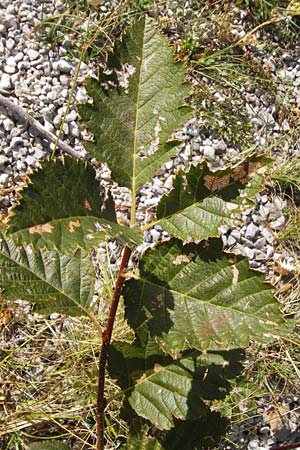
[141,197,235,232]
[137,275,278,324]
[131,22,146,225]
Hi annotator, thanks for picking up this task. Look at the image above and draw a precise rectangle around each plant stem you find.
[96,245,132,450]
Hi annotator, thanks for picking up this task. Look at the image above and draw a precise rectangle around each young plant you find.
[0,16,289,450]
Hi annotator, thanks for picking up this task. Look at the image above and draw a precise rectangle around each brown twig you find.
[0,93,86,160]
[271,443,300,450]
[96,245,132,450]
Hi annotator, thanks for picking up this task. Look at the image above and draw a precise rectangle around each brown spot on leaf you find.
[84,198,92,211]
[204,174,231,192]
[29,223,54,234]
[156,293,164,307]
[68,220,81,232]
[231,166,248,184]
[248,161,262,176]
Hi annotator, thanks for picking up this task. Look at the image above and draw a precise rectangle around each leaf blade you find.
[0,229,95,316]
[155,155,272,242]
[124,239,288,353]
[109,339,242,430]
[7,157,141,251]
[78,17,192,191]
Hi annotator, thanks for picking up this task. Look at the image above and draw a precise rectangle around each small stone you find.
[281,119,290,131]
[14,52,24,63]
[269,216,286,230]
[4,64,16,74]
[150,229,161,242]
[248,439,260,450]
[3,118,14,131]
[65,110,77,122]
[0,173,9,186]
[16,160,26,171]
[70,125,80,138]
[53,115,62,128]
[25,155,37,166]
[6,56,16,67]
[57,59,72,73]
[32,148,46,160]
[29,126,39,137]
[62,122,69,134]
[0,73,12,90]
[27,49,40,61]
[0,155,9,166]
[203,145,215,160]
[227,235,236,246]
[245,223,259,239]
[255,237,266,249]
[244,247,255,259]
[10,137,23,147]
[164,175,174,189]
[164,160,173,170]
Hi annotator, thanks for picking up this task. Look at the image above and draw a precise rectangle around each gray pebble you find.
[27,49,40,61]
[3,118,14,131]
[57,59,72,73]
[0,155,10,166]
[0,73,13,90]
[203,145,215,160]
[269,216,285,230]
[25,155,37,166]
[65,110,77,122]
[0,173,9,186]
[245,223,259,239]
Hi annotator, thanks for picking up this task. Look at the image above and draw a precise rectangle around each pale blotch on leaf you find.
[29,223,54,234]
[153,363,164,373]
[68,220,81,233]
[232,265,239,286]
[173,254,193,265]
[84,198,92,211]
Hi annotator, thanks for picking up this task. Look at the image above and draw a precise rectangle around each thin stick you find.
[96,245,132,450]
[271,443,300,450]
[0,93,85,160]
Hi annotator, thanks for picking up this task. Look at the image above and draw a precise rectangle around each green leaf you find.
[28,442,72,450]
[154,155,272,242]
[0,228,95,316]
[161,412,228,450]
[124,427,164,450]
[124,238,288,353]
[7,157,141,252]
[78,16,192,191]
[124,412,228,450]
[109,336,243,430]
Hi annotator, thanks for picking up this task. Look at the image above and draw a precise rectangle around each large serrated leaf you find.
[78,16,192,192]
[124,238,288,353]
[124,413,228,450]
[154,155,272,242]
[0,228,95,316]
[7,157,141,251]
[109,337,242,430]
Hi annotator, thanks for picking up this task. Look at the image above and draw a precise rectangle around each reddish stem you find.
[96,245,132,450]
[271,444,300,450]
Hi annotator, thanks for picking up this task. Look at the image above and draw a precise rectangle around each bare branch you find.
[0,93,86,160]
